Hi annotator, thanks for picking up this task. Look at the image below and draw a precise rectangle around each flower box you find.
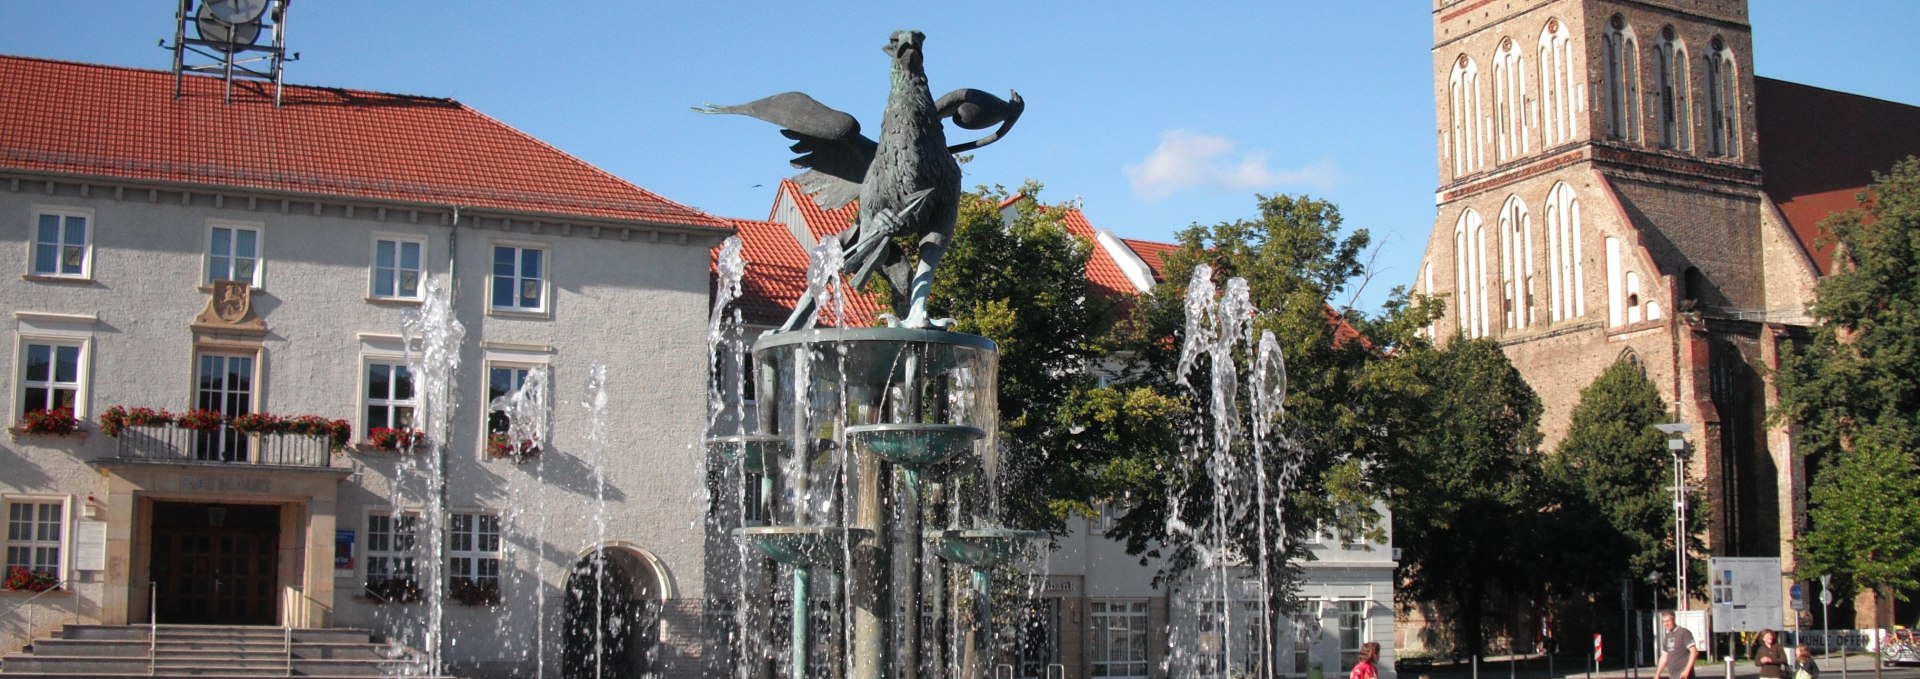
[3,566,59,593]
[16,408,81,437]
[486,433,541,461]
[366,427,426,452]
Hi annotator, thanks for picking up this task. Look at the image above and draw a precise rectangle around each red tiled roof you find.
[714,218,885,328]
[1122,237,1180,284]
[0,55,726,230]
[1756,77,1920,275]
[776,179,859,242]
[1054,206,1142,298]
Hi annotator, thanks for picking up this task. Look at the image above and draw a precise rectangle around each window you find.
[194,353,253,462]
[448,512,501,605]
[371,236,424,300]
[1453,209,1489,338]
[486,364,545,454]
[1291,612,1319,675]
[365,512,420,602]
[1492,37,1528,162]
[1602,16,1640,143]
[5,499,64,581]
[1657,28,1691,151]
[1537,18,1575,145]
[1337,601,1369,670]
[491,245,546,311]
[18,341,82,420]
[364,360,417,437]
[1706,37,1739,158]
[1091,600,1150,678]
[30,209,90,278]
[1499,196,1536,330]
[1447,55,1483,177]
[206,223,262,286]
[1545,182,1586,321]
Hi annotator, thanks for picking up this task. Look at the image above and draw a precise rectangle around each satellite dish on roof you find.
[194,0,268,50]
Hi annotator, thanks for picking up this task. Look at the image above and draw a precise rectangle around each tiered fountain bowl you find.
[735,525,868,566]
[926,528,1048,569]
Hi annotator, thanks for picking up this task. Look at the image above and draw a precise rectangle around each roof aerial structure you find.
[1757,77,1920,274]
[0,55,727,232]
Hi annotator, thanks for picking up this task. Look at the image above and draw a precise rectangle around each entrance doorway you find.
[150,502,281,625]
[563,547,663,679]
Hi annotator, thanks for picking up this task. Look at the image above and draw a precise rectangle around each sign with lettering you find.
[1038,576,1078,597]
[75,521,107,571]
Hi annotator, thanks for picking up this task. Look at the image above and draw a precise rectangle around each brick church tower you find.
[1418,0,1822,598]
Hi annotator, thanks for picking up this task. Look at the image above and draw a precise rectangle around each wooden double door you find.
[150,502,281,625]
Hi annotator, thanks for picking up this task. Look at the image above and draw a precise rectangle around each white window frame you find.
[28,206,93,280]
[3,496,70,585]
[204,220,264,288]
[446,510,502,605]
[1090,599,1151,678]
[489,242,549,313]
[192,351,257,462]
[483,361,542,452]
[1336,600,1370,670]
[14,336,88,424]
[364,509,420,596]
[361,357,418,440]
[369,234,427,301]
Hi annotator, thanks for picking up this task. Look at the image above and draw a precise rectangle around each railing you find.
[149,581,157,677]
[1,578,73,650]
[114,425,335,468]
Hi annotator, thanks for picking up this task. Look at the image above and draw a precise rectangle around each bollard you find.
[1474,655,1481,679]
[1724,655,1734,679]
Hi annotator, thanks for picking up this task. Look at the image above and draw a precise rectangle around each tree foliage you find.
[1094,194,1432,601]
[924,182,1117,532]
[1385,338,1545,655]
[1777,156,1920,606]
[1548,361,1679,590]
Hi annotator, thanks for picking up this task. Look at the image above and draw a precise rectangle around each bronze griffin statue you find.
[699,30,1024,331]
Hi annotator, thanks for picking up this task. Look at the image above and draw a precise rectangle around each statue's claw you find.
[878,313,901,328]
[928,317,956,330]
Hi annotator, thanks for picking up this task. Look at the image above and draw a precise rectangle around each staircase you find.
[0,624,439,678]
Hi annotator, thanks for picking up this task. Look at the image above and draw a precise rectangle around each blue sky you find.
[5,2,1917,312]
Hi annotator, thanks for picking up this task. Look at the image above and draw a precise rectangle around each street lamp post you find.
[1654,423,1692,611]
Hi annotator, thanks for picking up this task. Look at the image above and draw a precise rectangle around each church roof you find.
[1757,76,1920,275]
[0,55,727,231]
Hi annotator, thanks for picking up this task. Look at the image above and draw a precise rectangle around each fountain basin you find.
[846,423,984,469]
[705,434,790,470]
[925,528,1046,568]
[736,526,868,566]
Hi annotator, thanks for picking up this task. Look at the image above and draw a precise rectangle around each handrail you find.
[0,579,72,649]
[148,581,157,677]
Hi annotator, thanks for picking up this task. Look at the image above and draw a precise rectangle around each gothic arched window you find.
[1454,209,1490,338]
[1602,15,1641,143]
[1449,55,1485,177]
[1706,36,1740,158]
[1656,26,1691,151]
[1493,37,1529,162]
[1544,182,1585,321]
[1537,18,1575,145]
[1499,195,1536,330]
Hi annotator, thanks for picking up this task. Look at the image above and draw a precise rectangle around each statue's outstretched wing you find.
[696,92,876,210]
[935,89,1024,153]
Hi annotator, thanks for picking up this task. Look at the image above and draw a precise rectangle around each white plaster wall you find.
[2,181,722,675]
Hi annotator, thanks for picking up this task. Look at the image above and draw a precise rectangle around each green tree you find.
[1095,194,1431,601]
[922,182,1119,531]
[1386,338,1545,655]
[1777,156,1920,617]
[1546,361,1690,605]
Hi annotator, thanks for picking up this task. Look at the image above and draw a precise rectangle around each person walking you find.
[1350,642,1381,679]
[1794,645,1820,679]
[1753,629,1787,679]
[1657,611,1699,679]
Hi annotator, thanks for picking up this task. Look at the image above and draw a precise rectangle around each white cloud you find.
[1123,129,1339,202]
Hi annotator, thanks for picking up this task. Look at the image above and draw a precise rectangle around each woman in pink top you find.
[1351,641,1382,679]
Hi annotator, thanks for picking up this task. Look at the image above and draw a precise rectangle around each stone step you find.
[56,624,376,645]
[0,624,430,678]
